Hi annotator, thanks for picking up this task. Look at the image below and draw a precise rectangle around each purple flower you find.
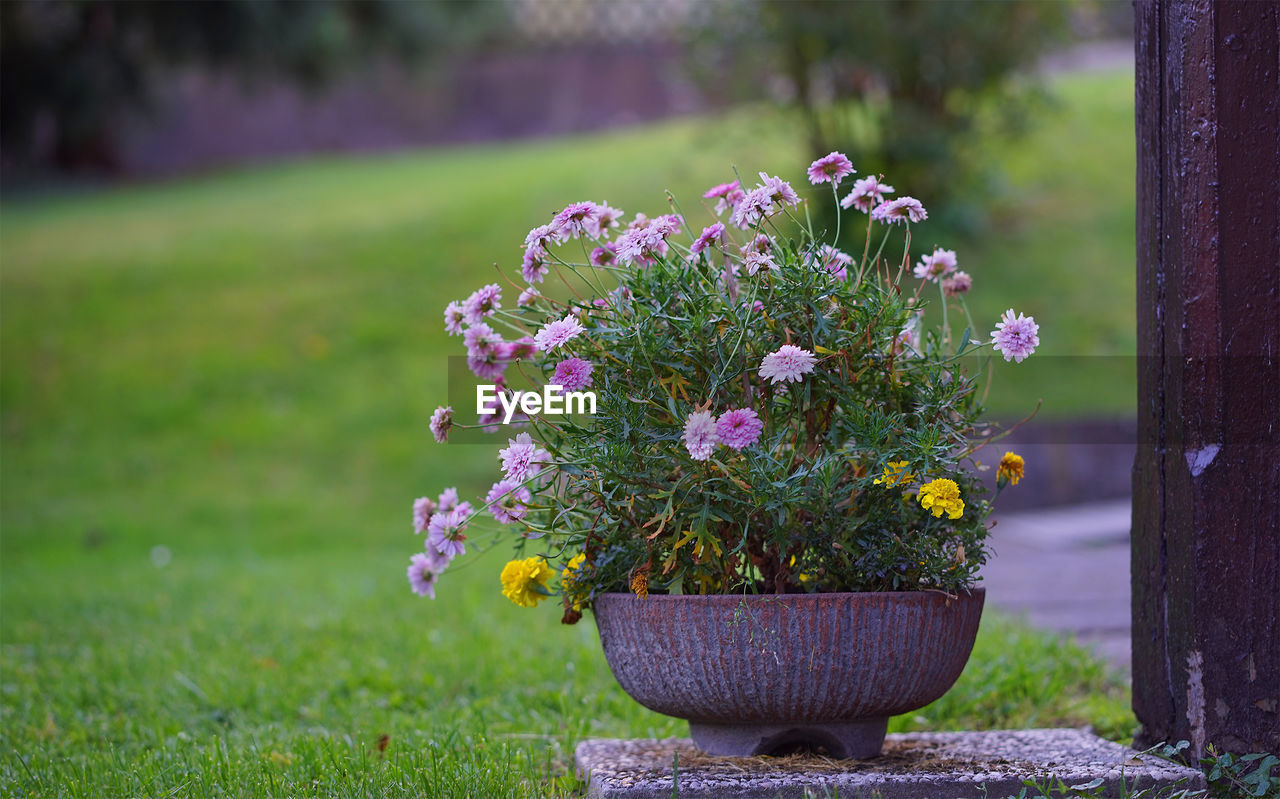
[990,309,1040,363]
[467,354,508,381]
[486,479,532,525]
[741,233,773,256]
[590,242,618,266]
[461,284,502,323]
[534,315,585,352]
[704,182,747,216]
[524,222,568,254]
[730,188,773,229]
[499,432,551,482]
[742,251,777,277]
[807,151,856,186]
[522,249,550,284]
[517,287,540,306]
[429,406,453,444]
[913,248,958,282]
[615,222,670,266]
[553,201,600,238]
[703,180,741,201]
[586,203,624,238]
[427,508,468,560]
[683,410,719,461]
[943,271,972,297]
[412,496,436,534]
[691,223,726,255]
[716,408,763,450]
[758,172,801,208]
[816,245,853,280]
[840,176,895,213]
[759,345,817,384]
[444,301,466,336]
[497,336,538,360]
[464,323,502,357]
[871,197,927,225]
[552,358,594,392]
[437,487,460,512]
[407,553,441,598]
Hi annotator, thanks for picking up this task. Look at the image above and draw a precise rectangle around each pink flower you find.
[437,487,460,512]
[716,408,763,450]
[486,479,532,525]
[942,271,972,297]
[517,287,540,306]
[586,203,624,238]
[407,553,441,598]
[990,309,1040,363]
[462,283,502,323]
[758,172,801,208]
[499,432,551,482]
[552,358,594,391]
[816,245,853,280]
[412,496,436,534]
[429,405,453,443]
[730,187,773,229]
[524,222,569,253]
[553,202,600,238]
[497,336,537,360]
[840,176,895,213]
[871,196,927,224]
[590,242,618,266]
[807,151,856,186]
[534,315,585,352]
[743,251,777,276]
[464,322,502,358]
[683,410,719,461]
[427,508,468,560]
[691,222,726,255]
[759,345,817,384]
[616,221,670,265]
[741,233,773,256]
[522,249,550,284]
[467,354,507,381]
[703,180,740,201]
[913,248,958,282]
[704,181,746,216]
[444,301,466,336]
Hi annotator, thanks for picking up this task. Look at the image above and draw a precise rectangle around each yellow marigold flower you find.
[561,553,588,611]
[500,556,554,608]
[997,452,1025,486]
[873,460,915,488]
[630,571,649,598]
[917,478,965,520]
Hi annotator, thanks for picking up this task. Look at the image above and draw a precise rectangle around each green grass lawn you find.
[2,68,1136,797]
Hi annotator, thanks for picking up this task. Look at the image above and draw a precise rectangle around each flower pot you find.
[593,588,984,759]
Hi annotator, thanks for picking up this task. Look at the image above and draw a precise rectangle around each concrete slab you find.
[576,729,1204,799]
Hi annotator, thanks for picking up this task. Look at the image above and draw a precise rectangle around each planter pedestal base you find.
[689,717,888,759]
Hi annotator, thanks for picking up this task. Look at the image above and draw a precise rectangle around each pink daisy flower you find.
[913,248,958,282]
[590,242,618,266]
[468,354,508,381]
[871,197,928,225]
[683,410,719,461]
[522,249,550,284]
[703,180,740,201]
[716,408,764,450]
[730,186,773,229]
[462,283,502,323]
[943,271,972,297]
[534,315,585,352]
[743,251,777,276]
[551,358,594,392]
[524,222,568,254]
[816,245,853,280]
[553,201,600,238]
[758,172,801,208]
[486,479,533,525]
[429,405,453,444]
[741,233,774,256]
[703,181,746,215]
[444,301,466,336]
[517,287,540,306]
[427,508,468,560]
[990,309,1040,363]
[437,487,460,512]
[407,553,441,598]
[412,496,436,534]
[586,203,624,238]
[840,176,895,213]
[497,337,537,360]
[691,222,726,255]
[499,432,551,482]
[464,322,501,358]
[759,345,817,384]
[807,151,856,186]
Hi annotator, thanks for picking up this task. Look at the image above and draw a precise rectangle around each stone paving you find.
[981,500,1133,670]
[576,729,1203,799]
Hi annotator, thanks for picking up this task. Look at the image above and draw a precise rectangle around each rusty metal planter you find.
[593,589,985,759]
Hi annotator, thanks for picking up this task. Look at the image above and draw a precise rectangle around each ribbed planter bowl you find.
[594,589,984,759]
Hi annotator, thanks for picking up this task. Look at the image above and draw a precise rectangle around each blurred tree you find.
[698,0,1074,234]
[0,0,504,171]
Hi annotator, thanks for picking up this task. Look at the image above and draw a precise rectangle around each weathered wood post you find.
[1133,0,1279,756]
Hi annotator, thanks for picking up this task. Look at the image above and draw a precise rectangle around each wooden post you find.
[1133,0,1280,756]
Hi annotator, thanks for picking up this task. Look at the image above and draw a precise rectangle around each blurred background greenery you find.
[2,1,1136,795]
